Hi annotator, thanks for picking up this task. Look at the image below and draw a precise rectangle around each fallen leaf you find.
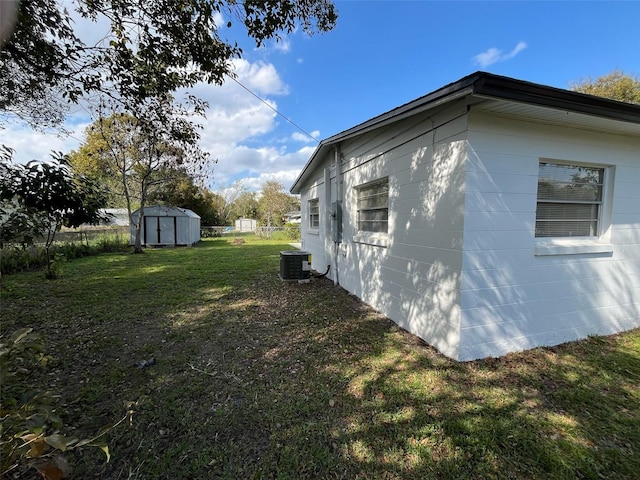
[35,456,70,480]
[45,434,68,451]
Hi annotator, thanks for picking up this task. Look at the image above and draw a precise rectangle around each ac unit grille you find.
[279,251,311,281]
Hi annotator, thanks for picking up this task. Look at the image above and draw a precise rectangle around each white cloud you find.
[473,41,527,68]
[208,142,316,191]
[291,130,320,143]
[241,170,302,193]
[182,60,318,191]
[231,59,289,96]
[273,38,291,53]
[0,120,90,162]
[2,46,312,193]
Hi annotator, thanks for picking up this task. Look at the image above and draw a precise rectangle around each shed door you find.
[144,216,176,245]
[144,216,157,244]
[159,217,175,245]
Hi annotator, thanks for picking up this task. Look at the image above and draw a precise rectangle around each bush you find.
[283,223,301,241]
[1,230,130,275]
[200,228,222,238]
[255,224,300,241]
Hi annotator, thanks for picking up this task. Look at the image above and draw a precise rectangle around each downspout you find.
[333,145,342,286]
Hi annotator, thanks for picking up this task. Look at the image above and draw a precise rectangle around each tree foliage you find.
[1,0,338,130]
[0,152,108,277]
[570,70,640,104]
[70,95,209,252]
[147,167,223,226]
[233,191,259,221]
[257,180,299,227]
[212,181,248,226]
[0,0,97,130]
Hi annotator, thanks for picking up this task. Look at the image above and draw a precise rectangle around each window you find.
[357,178,389,233]
[536,161,605,238]
[308,198,319,229]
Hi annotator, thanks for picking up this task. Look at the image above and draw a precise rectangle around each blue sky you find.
[2,1,639,193]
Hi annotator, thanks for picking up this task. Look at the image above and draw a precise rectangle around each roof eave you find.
[473,74,640,123]
[290,72,640,194]
[290,73,483,194]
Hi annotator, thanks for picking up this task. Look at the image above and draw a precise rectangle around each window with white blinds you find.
[357,178,389,233]
[535,162,605,238]
[308,198,319,229]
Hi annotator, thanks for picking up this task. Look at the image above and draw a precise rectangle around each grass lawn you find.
[1,236,639,479]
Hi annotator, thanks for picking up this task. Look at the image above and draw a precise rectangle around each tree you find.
[1,0,338,132]
[2,0,338,248]
[257,180,298,227]
[0,152,108,278]
[147,167,222,226]
[232,191,259,221]
[0,0,97,130]
[213,181,247,226]
[69,125,130,209]
[570,70,640,104]
[70,95,209,252]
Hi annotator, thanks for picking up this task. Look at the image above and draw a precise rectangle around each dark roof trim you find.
[473,73,640,123]
[291,71,640,193]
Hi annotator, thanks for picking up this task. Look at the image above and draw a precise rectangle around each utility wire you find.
[225,74,320,144]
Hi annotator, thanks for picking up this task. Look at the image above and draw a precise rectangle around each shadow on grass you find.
[1,238,639,479]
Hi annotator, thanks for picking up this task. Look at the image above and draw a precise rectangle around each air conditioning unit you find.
[279,251,311,281]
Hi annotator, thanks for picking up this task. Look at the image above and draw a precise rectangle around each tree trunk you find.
[133,205,144,253]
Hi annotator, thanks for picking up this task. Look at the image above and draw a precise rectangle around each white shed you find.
[291,72,640,361]
[130,205,200,247]
[235,218,257,232]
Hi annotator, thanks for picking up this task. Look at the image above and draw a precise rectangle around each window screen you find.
[357,178,389,233]
[308,198,319,229]
[536,162,604,237]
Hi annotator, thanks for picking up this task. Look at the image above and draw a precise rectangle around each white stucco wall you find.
[459,112,640,360]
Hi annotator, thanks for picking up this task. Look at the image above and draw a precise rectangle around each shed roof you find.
[291,71,640,194]
[131,205,200,218]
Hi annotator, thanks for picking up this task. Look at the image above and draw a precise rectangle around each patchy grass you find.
[1,236,639,479]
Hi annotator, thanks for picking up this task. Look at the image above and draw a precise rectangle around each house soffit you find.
[472,98,640,136]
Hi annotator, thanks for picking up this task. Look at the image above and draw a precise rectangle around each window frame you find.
[308,197,319,230]
[534,159,614,256]
[353,177,389,247]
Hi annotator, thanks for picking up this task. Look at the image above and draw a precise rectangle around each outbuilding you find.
[235,218,257,232]
[130,205,200,247]
[291,72,640,361]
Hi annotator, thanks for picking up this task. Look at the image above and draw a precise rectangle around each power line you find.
[225,74,320,144]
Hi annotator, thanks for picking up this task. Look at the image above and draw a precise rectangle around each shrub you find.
[283,222,301,241]
[1,230,130,275]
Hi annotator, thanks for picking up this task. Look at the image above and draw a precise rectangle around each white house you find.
[291,72,640,361]
[130,205,200,247]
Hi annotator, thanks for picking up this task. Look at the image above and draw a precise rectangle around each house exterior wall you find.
[299,162,335,274]
[297,102,639,361]
[459,112,640,360]
[299,102,469,359]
